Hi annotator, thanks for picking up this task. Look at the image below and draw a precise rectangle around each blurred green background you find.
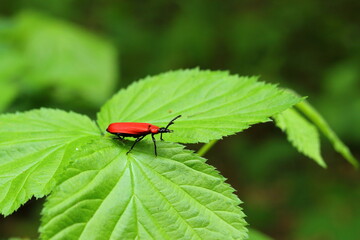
[0,1,359,240]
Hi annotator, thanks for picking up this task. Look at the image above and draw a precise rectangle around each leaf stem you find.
[197,140,218,157]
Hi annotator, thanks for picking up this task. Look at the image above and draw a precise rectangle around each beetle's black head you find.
[158,128,173,133]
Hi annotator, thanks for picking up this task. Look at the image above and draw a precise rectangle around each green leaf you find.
[11,11,117,106]
[248,228,273,240]
[273,108,326,167]
[296,100,359,168]
[97,69,301,143]
[40,138,247,240]
[0,108,100,216]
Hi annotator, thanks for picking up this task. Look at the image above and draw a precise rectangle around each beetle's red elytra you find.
[106,115,181,156]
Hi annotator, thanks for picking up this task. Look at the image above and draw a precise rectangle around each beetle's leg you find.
[127,135,145,154]
[151,134,157,156]
[160,133,164,141]
[117,134,124,140]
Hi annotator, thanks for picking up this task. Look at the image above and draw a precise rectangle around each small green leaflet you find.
[0,109,99,215]
[273,108,326,167]
[40,138,247,240]
[296,100,358,168]
[97,69,301,143]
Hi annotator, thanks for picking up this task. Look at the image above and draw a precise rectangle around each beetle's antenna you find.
[161,115,182,141]
[164,115,182,130]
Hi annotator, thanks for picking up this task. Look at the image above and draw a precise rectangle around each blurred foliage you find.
[0,11,118,114]
[293,183,360,240]
[0,0,359,239]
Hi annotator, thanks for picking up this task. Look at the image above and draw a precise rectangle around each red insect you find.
[106,115,181,156]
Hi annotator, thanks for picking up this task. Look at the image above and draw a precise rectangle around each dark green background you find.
[1,1,359,239]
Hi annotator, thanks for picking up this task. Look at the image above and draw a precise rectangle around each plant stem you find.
[197,140,218,157]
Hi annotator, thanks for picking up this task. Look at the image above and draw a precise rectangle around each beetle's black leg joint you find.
[127,135,145,154]
[152,134,157,156]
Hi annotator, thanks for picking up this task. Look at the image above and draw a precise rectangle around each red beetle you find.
[106,115,181,156]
